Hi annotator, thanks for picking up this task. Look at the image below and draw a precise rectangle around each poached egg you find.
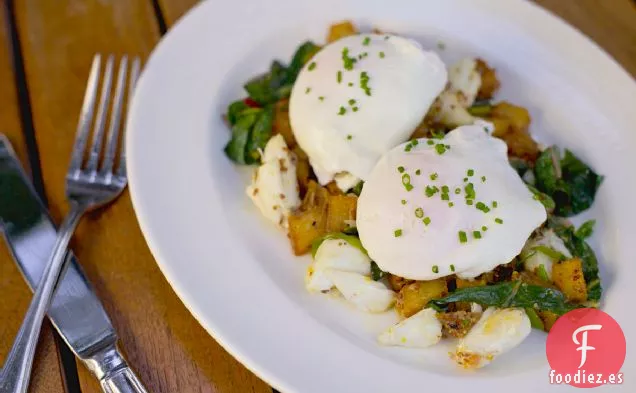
[357,124,547,280]
[289,34,447,187]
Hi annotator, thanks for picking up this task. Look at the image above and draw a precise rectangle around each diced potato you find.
[516,271,556,289]
[455,277,487,289]
[327,21,358,43]
[388,274,414,292]
[475,59,500,100]
[325,194,357,233]
[273,99,296,148]
[491,102,531,132]
[288,208,326,255]
[396,279,448,318]
[293,149,311,198]
[490,102,539,162]
[552,258,587,302]
[539,311,559,332]
[437,311,481,338]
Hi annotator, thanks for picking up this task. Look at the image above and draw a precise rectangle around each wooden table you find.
[0,1,634,392]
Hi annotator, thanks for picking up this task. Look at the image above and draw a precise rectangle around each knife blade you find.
[0,135,147,393]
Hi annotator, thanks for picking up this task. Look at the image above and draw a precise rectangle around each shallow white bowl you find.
[127,0,636,391]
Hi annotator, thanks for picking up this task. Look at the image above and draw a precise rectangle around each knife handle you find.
[101,367,148,393]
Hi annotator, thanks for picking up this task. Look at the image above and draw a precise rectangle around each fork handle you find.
[101,367,148,393]
[0,203,86,393]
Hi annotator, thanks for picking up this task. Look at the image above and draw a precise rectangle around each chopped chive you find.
[432,265,439,273]
[430,173,438,181]
[394,229,403,237]
[441,193,449,201]
[360,71,371,96]
[362,36,371,46]
[466,199,474,205]
[402,174,413,191]
[463,177,468,182]
[352,107,359,112]
[337,70,342,83]
[415,169,421,175]
[346,134,352,140]
[423,216,431,226]
[415,207,424,218]
[445,145,451,149]
[411,139,419,146]
[405,145,412,152]
[473,231,482,239]
[435,144,446,155]
[427,140,435,146]
[464,183,475,199]
[348,99,356,105]
[467,169,474,177]
[397,166,405,173]
[441,185,449,193]
[492,201,498,208]
[495,218,504,224]
[348,82,354,87]
[476,202,490,213]
[308,62,317,71]
[379,51,385,58]
[401,199,407,205]
[450,264,455,272]
[455,187,461,194]
[481,176,487,182]
[425,185,438,197]
[458,231,467,243]
[341,47,357,70]
[318,96,325,101]
[305,87,311,94]
[448,202,454,207]
[338,106,346,115]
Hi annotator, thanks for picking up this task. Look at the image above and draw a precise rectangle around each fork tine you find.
[68,54,101,175]
[85,55,115,173]
[116,56,140,178]
[101,56,128,176]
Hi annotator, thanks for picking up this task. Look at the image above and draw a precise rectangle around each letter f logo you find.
[572,324,602,368]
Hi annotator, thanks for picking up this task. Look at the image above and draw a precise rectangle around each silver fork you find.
[0,54,140,393]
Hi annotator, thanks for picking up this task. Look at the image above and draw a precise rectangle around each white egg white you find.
[378,308,442,348]
[289,34,447,186]
[357,124,547,280]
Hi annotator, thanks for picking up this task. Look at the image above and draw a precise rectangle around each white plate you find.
[127,0,636,391]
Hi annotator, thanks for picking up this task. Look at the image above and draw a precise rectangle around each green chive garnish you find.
[466,199,474,205]
[482,226,488,231]
[495,218,503,224]
[348,82,353,87]
[450,264,455,272]
[346,134,352,140]
[415,207,424,218]
[427,140,435,146]
[337,70,342,83]
[441,185,449,193]
[362,36,371,46]
[401,199,407,205]
[394,229,403,237]
[318,96,325,101]
[481,176,486,182]
[402,174,413,191]
[473,231,482,239]
[308,62,317,71]
[423,216,431,226]
[348,99,356,105]
[342,47,357,70]
[435,144,446,155]
[441,193,449,201]
[430,173,438,181]
[464,183,475,199]
[455,187,461,194]
[448,202,454,207]
[415,169,421,175]
[463,177,468,182]
[352,107,359,112]
[467,169,474,177]
[379,51,385,58]
[397,166,405,173]
[305,87,311,94]
[476,202,490,213]
[425,186,438,197]
[360,71,371,96]
[458,231,467,243]
[338,106,346,115]
[432,265,439,273]
[492,201,498,208]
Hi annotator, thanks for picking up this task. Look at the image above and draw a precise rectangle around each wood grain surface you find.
[0,1,634,393]
[0,7,66,393]
[10,1,269,392]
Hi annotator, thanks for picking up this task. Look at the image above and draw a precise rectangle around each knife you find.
[0,134,147,393]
